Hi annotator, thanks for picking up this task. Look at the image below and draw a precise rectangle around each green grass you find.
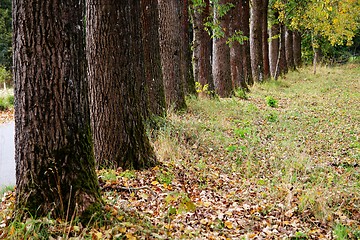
[0,88,14,111]
[1,65,359,239]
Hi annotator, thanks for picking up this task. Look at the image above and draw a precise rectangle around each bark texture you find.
[261,0,270,80]
[229,0,248,90]
[158,0,187,110]
[212,0,233,97]
[141,0,166,117]
[87,0,157,169]
[250,0,264,82]
[269,16,279,78]
[191,0,215,97]
[240,0,253,85]
[13,0,102,220]
[278,23,288,76]
[180,0,196,95]
[285,27,295,71]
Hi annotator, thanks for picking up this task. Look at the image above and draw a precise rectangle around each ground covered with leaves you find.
[1,65,360,239]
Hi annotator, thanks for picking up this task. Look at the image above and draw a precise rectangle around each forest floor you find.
[1,64,360,239]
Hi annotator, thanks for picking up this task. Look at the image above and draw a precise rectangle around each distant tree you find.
[269,9,280,78]
[180,0,197,95]
[293,31,302,67]
[285,26,296,71]
[191,0,215,97]
[158,0,187,110]
[250,0,264,82]
[140,0,166,117]
[212,0,233,97]
[86,0,157,169]
[261,0,270,80]
[13,0,102,220]
[228,0,248,90]
[239,0,253,85]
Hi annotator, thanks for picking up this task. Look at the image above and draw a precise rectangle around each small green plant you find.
[0,91,14,110]
[265,96,278,108]
[157,171,174,185]
[267,112,278,122]
[234,87,248,99]
[226,145,237,152]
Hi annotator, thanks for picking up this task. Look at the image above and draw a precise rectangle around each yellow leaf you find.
[119,227,127,233]
[126,233,137,240]
[95,232,103,239]
[151,181,159,186]
[203,201,211,207]
[200,219,208,225]
[224,221,233,229]
[117,215,124,221]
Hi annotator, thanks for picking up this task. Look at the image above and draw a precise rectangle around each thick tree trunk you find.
[158,0,187,110]
[229,0,248,90]
[293,30,302,67]
[180,0,196,95]
[212,0,233,97]
[13,0,102,221]
[87,0,157,169]
[285,27,296,71]
[140,0,166,117]
[261,0,270,80]
[240,0,253,85]
[250,0,264,82]
[191,0,215,97]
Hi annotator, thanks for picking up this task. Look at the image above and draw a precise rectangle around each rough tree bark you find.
[240,0,253,85]
[250,0,264,82]
[261,0,270,80]
[86,0,157,169]
[285,26,296,71]
[229,0,248,90]
[180,0,196,95]
[212,0,233,97]
[140,0,166,117]
[158,0,187,110]
[191,0,215,97]
[278,23,288,77]
[269,12,280,78]
[13,0,102,220]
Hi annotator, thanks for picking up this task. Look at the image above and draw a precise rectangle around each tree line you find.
[11,0,360,222]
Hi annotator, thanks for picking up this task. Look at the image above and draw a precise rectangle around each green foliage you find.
[226,30,249,46]
[0,0,12,69]
[265,96,278,108]
[0,89,14,110]
[234,88,248,100]
[0,66,11,86]
[203,1,234,39]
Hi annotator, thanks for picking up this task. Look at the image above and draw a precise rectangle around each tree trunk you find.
[285,26,296,71]
[158,0,187,110]
[87,0,157,169]
[140,0,166,117]
[191,0,215,97]
[240,0,253,85]
[13,0,102,221]
[261,0,270,80]
[269,13,279,78]
[250,0,264,82]
[293,30,302,67]
[180,0,196,95]
[229,0,248,90]
[278,23,288,76]
[212,0,233,97]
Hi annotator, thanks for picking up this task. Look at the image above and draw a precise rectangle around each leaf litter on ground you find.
[1,65,360,239]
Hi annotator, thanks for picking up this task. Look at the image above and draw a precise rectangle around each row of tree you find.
[12,0,359,221]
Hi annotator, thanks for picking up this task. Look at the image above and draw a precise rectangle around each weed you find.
[265,96,278,108]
